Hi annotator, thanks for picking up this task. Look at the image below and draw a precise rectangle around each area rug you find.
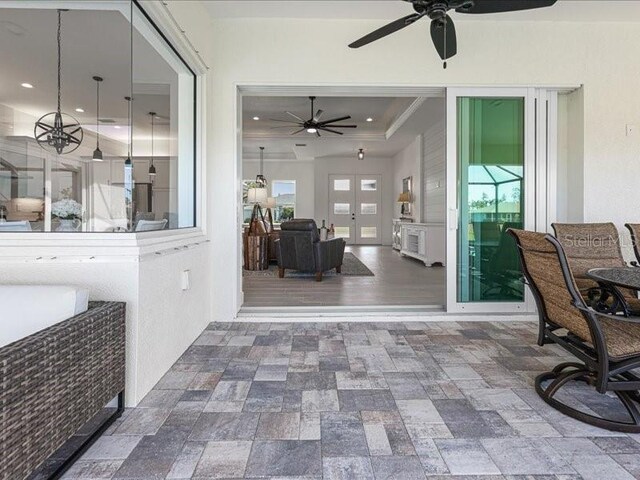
[243,252,374,277]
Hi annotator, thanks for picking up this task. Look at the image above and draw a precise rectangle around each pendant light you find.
[148,112,157,179]
[358,148,365,161]
[34,9,83,155]
[124,96,132,167]
[256,146,267,187]
[92,76,104,161]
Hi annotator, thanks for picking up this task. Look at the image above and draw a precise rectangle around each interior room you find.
[5,1,640,479]
[240,94,447,309]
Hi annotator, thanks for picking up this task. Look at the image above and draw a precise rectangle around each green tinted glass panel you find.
[457,97,525,303]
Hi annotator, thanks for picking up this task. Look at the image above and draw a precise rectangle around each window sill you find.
[0,227,208,263]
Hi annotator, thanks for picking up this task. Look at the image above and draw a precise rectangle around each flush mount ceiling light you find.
[358,149,365,161]
[21,83,34,89]
[149,112,157,179]
[34,10,83,155]
[366,117,373,122]
[92,76,103,161]
[256,146,267,187]
[75,107,84,113]
[253,116,260,121]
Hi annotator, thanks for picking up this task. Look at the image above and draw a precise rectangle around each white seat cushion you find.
[0,285,89,348]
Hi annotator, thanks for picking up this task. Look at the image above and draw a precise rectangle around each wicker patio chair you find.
[625,223,640,266]
[509,228,640,432]
[552,223,640,315]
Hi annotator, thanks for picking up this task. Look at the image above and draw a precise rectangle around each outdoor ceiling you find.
[243,95,445,160]
[203,0,640,22]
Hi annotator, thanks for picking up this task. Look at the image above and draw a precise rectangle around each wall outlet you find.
[627,124,636,137]
[181,270,191,291]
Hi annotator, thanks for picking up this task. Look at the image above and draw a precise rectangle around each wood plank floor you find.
[242,245,445,307]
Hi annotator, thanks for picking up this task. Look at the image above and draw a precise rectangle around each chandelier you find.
[34,10,83,155]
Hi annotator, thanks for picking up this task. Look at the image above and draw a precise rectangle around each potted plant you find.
[51,198,82,232]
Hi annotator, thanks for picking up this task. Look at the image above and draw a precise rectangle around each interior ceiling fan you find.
[270,96,357,137]
[349,0,557,68]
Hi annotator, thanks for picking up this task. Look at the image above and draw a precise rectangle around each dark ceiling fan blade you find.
[323,124,357,128]
[349,13,423,49]
[318,115,351,125]
[318,127,344,135]
[316,130,321,137]
[456,0,557,14]
[291,128,306,135]
[313,109,324,122]
[430,15,457,60]
[286,111,305,122]
[269,118,302,124]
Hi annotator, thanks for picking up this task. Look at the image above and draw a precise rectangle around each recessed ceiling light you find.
[21,83,33,89]
[253,116,260,121]
[114,125,121,129]
[75,107,84,113]
[366,117,373,122]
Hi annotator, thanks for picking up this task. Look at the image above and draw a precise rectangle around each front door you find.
[328,174,382,245]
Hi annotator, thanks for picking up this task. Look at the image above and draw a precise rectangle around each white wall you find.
[392,136,421,222]
[314,156,394,245]
[242,160,315,218]
[0,239,210,406]
[165,7,640,319]
[422,106,446,224]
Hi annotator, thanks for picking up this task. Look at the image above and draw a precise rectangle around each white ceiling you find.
[203,0,640,22]
[0,7,174,143]
[243,95,445,161]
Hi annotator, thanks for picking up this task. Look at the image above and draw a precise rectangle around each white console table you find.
[400,222,445,267]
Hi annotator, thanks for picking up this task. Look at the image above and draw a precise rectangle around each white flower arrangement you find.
[51,199,82,220]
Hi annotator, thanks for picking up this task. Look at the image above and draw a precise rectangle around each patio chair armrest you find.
[573,303,640,324]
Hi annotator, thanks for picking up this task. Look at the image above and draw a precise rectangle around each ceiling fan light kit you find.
[270,96,358,137]
[358,149,365,161]
[349,0,557,68]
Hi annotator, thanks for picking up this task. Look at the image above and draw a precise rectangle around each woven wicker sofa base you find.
[0,301,126,480]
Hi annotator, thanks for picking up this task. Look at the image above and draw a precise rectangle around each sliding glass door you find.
[446,88,536,313]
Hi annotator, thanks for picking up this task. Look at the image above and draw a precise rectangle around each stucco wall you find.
[165,7,640,320]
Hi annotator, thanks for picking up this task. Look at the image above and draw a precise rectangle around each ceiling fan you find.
[349,0,557,68]
[270,96,357,137]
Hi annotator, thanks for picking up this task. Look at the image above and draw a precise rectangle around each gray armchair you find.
[275,219,346,282]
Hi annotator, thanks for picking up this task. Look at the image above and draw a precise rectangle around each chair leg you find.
[278,267,285,278]
[315,272,323,282]
[336,265,342,274]
[535,364,640,433]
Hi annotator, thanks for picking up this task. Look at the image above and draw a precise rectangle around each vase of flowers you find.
[51,199,82,232]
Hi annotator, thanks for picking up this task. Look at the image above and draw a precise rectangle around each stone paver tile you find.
[322,456,374,480]
[256,412,301,440]
[370,456,426,480]
[436,438,501,475]
[363,423,393,456]
[302,389,340,412]
[245,440,322,477]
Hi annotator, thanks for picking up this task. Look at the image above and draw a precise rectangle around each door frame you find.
[235,83,572,315]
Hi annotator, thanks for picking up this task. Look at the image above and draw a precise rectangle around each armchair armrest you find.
[314,237,346,272]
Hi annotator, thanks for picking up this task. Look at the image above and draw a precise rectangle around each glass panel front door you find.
[457,97,525,304]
